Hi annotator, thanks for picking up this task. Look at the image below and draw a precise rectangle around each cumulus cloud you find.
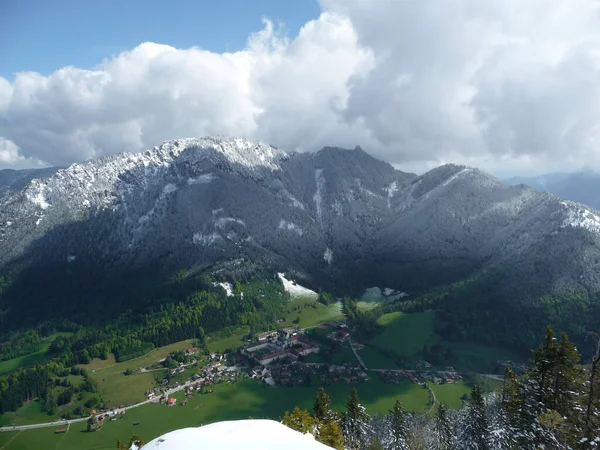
[2,1,600,176]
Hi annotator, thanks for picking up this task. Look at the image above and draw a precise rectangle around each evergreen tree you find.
[389,399,409,450]
[582,335,600,449]
[313,387,332,421]
[282,406,315,434]
[317,418,345,450]
[433,403,454,450]
[342,388,370,450]
[457,385,489,450]
[550,332,584,446]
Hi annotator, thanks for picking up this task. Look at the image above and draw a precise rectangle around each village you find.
[51,319,515,436]
[133,320,477,412]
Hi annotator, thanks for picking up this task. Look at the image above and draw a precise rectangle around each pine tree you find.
[342,388,370,450]
[582,335,600,449]
[313,387,332,421]
[317,416,345,450]
[433,403,454,450]
[486,392,515,450]
[389,399,409,450]
[550,332,584,446]
[282,406,315,434]
[457,385,489,450]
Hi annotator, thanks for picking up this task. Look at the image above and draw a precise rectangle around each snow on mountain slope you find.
[2,136,600,332]
[141,420,333,450]
[278,273,318,299]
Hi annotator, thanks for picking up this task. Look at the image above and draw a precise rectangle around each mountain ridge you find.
[1,136,600,354]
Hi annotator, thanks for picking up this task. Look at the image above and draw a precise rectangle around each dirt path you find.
[425,384,437,415]
[0,430,21,449]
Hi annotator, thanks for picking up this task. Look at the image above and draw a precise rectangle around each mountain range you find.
[505,170,600,211]
[1,136,599,354]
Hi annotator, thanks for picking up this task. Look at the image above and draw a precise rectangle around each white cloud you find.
[0,138,47,169]
[2,2,600,176]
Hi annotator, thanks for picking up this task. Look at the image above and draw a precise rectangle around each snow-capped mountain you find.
[1,136,600,346]
[141,420,333,449]
[505,170,600,211]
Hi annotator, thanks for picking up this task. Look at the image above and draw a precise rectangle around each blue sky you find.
[0,0,321,79]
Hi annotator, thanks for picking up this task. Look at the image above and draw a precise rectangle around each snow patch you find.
[143,419,332,450]
[27,189,51,210]
[188,173,216,185]
[324,247,333,265]
[216,217,246,228]
[277,273,318,299]
[162,183,177,195]
[385,181,399,208]
[278,219,303,236]
[193,232,222,246]
[362,287,408,303]
[561,203,600,233]
[313,168,325,222]
[442,168,471,187]
[214,282,234,297]
[138,183,178,225]
[5,221,12,226]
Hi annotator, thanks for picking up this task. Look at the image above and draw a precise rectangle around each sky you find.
[1,0,600,178]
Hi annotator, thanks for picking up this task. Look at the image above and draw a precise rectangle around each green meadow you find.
[0,378,433,450]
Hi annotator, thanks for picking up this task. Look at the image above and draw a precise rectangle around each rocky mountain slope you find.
[506,170,600,211]
[1,136,600,351]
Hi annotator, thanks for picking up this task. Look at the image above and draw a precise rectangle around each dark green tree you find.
[433,403,453,450]
[389,399,409,450]
[313,387,332,421]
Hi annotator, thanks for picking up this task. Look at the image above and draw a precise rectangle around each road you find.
[0,381,192,433]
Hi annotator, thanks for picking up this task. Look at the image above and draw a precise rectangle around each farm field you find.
[444,342,525,373]
[0,378,433,450]
[0,400,48,428]
[430,381,471,410]
[93,371,161,409]
[206,327,250,353]
[358,345,400,370]
[0,333,74,376]
[364,312,525,373]
[369,311,438,358]
[282,299,344,329]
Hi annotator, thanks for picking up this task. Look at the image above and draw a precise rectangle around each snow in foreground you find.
[277,273,318,299]
[141,419,333,449]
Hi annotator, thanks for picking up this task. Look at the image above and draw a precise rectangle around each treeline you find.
[0,363,97,414]
[282,327,600,449]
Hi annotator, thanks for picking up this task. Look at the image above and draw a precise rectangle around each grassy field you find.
[370,311,438,358]
[206,328,250,353]
[93,371,162,409]
[430,381,471,410]
[81,339,196,409]
[282,299,344,329]
[0,400,49,428]
[0,378,431,450]
[444,342,525,373]
[81,339,197,374]
[358,345,401,370]
[0,431,19,449]
[0,333,74,376]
